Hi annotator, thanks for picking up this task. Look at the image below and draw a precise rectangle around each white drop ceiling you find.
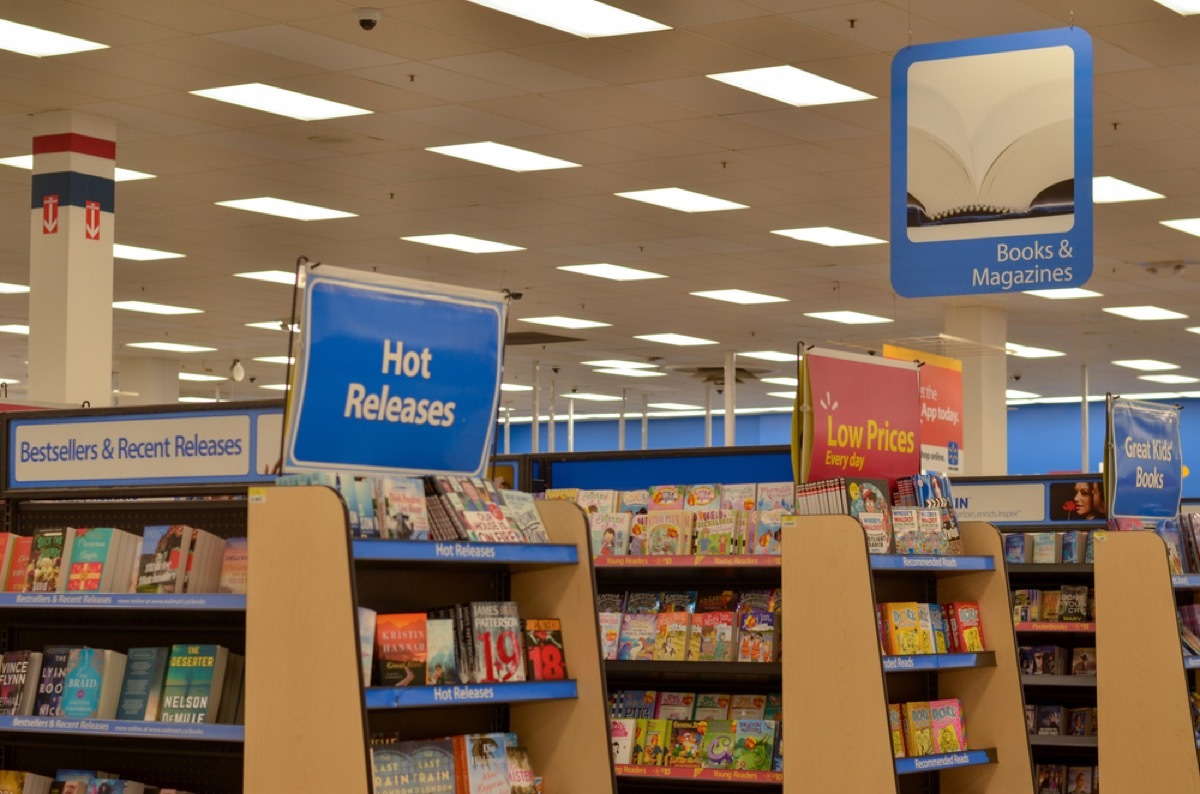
[0,0,1196,413]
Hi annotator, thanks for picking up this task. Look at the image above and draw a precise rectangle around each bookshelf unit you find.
[1093,530,1200,791]
[784,515,1033,793]
[247,486,615,793]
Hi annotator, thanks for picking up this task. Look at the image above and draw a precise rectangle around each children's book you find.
[617,614,657,661]
[636,718,670,765]
[729,694,766,720]
[686,612,735,662]
[654,691,695,721]
[929,698,967,753]
[752,510,783,555]
[641,512,691,555]
[891,507,920,554]
[928,604,949,653]
[755,483,794,511]
[684,484,721,512]
[693,511,738,555]
[901,702,933,757]
[732,720,776,770]
[914,603,936,655]
[654,613,690,662]
[623,591,662,614]
[888,703,906,758]
[692,693,730,720]
[660,590,698,613]
[614,690,656,719]
[648,485,685,512]
[737,610,774,663]
[598,612,621,661]
[576,489,618,514]
[882,602,921,655]
[619,490,651,514]
[589,513,632,557]
[610,719,636,764]
[860,512,892,554]
[721,484,757,512]
[943,602,986,651]
[700,719,737,769]
[668,720,704,767]
[375,613,427,687]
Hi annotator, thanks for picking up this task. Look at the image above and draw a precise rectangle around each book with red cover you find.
[374,613,427,687]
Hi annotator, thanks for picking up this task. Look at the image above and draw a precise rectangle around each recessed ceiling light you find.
[253,356,295,365]
[500,384,533,392]
[761,377,799,387]
[190,83,371,121]
[0,156,153,181]
[0,325,28,335]
[235,270,303,287]
[1093,176,1164,203]
[635,333,717,346]
[594,368,666,378]
[178,396,218,403]
[126,341,214,353]
[464,0,669,37]
[259,383,291,391]
[426,142,579,172]
[1112,359,1179,371]
[1151,0,1200,15]
[246,321,300,332]
[0,20,107,57]
[113,301,202,315]
[401,234,523,253]
[772,227,886,246]
[1006,343,1065,359]
[557,263,666,281]
[0,378,17,385]
[1103,305,1187,321]
[768,391,798,399]
[738,350,799,362]
[518,316,610,329]
[708,65,874,107]
[804,310,892,325]
[1140,374,1200,384]
[178,373,227,382]
[1006,389,1042,400]
[1161,218,1200,238]
[113,244,185,261]
[649,403,702,410]
[216,198,355,221]
[581,359,657,370]
[1023,288,1102,299]
[563,392,622,402]
[0,282,29,294]
[616,188,747,213]
[691,289,787,305]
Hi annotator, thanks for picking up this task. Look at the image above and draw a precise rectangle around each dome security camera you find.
[355,7,381,30]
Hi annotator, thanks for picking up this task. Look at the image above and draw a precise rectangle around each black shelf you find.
[1007,564,1093,575]
[1028,734,1098,749]
[1021,674,1096,688]
[605,660,781,685]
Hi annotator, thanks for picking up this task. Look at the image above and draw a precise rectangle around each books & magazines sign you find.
[890,27,1093,297]
[283,266,506,478]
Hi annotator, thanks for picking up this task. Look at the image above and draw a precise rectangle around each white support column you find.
[1081,363,1090,471]
[723,350,736,446]
[530,360,540,454]
[567,397,575,452]
[705,383,713,447]
[503,409,511,455]
[944,306,1008,475]
[547,379,556,453]
[618,390,626,451]
[641,394,649,450]
[116,358,179,406]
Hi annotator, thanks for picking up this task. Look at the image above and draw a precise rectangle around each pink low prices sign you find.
[800,348,922,486]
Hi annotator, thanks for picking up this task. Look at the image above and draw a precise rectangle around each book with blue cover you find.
[116,647,170,721]
[62,647,125,719]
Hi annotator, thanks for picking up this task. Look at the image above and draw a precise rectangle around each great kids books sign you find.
[883,344,964,474]
[1105,397,1182,521]
[283,266,506,479]
[799,348,921,486]
[890,27,1093,297]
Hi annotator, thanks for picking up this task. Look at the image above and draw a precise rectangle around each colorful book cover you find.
[576,489,618,515]
[0,650,38,716]
[542,488,579,502]
[737,610,774,663]
[928,604,949,654]
[732,720,776,770]
[60,647,106,719]
[614,690,657,719]
[882,602,921,655]
[521,618,565,682]
[1037,705,1064,735]
[701,719,737,769]
[635,718,671,765]
[375,613,427,686]
[1060,530,1084,564]
[720,484,757,512]
[944,602,986,651]
[217,538,248,595]
[135,525,189,594]
[4,536,32,592]
[453,733,511,794]
[693,511,738,555]
[1058,585,1089,622]
[848,479,890,520]
[1030,532,1061,564]
[619,490,651,514]
[1004,532,1031,563]
[752,510,783,555]
[371,741,412,794]
[378,477,431,540]
[589,512,631,556]
[160,644,227,723]
[686,612,735,662]
[860,512,892,554]
[499,490,549,543]
[692,693,730,720]
[1065,767,1094,794]
[33,645,75,717]
[684,484,721,512]
[763,693,783,722]
[917,509,944,554]
[729,694,766,720]
[65,528,115,592]
[648,485,686,512]
[505,746,536,794]
[914,603,936,655]
[358,607,376,685]
[28,527,70,593]
[929,698,967,753]
[617,614,657,661]
[426,618,458,685]
[902,702,933,756]
[654,691,695,721]
[611,718,636,763]
[115,646,169,721]
[629,515,649,555]
[470,602,524,683]
[1070,647,1096,675]
[755,483,794,511]
[641,512,690,555]
[668,720,704,767]
[654,613,690,662]
[888,703,906,758]
[598,612,621,660]
[623,591,662,614]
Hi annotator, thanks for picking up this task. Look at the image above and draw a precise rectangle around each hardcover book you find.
[115,647,170,721]
[914,603,936,655]
[692,693,730,720]
[521,618,565,681]
[901,701,933,757]
[499,490,549,543]
[654,691,695,721]
[732,720,776,770]
[505,746,536,794]
[159,644,228,724]
[452,733,511,794]
[217,538,248,595]
[27,527,73,593]
[65,528,132,593]
[943,602,986,651]
[929,698,967,753]
[135,525,191,594]
[470,602,524,683]
[62,647,124,720]
[700,719,737,769]
[0,650,43,717]
[668,720,704,767]
[888,703,906,758]
[882,602,921,655]
[3,536,32,592]
[426,617,458,685]
[377,477,431,540]
[375,613,427,687]
[33,645,76,717]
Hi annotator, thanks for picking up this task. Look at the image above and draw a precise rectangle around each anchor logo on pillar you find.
[41,194,58,235]
[84,200,100,240]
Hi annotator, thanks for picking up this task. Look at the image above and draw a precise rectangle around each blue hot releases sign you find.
[1107,398,1182,521]
[891,27,1093,297]
[284,267,506,478]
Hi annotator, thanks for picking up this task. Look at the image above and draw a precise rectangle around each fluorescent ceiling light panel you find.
[217,197,355,221]
[761,377,799,387]
[1112,359,1179,371]
[465,0,669,37]
[691,289,787,305]
[1092,176,1163,203]
[190,83,370,121]
[518,316,610,330]
[1006,343,1065,359]
[1006,389,1041,399]
[426,141,579,172]
[563,392,622,402]
[500,384,533,392]
[804,310,892,325]
[635,333,717,346]
[0,282,29,294]
[126,342,214,353]
[178,373,227,382]
[401,234,523,253]
[708,65,874,107]
[768,391,798,399]
[1140,374,1200,384]
[1103,305,1187,321]
[235,270,302,287]
[594,368,665,378]
[649,403,702,410]
[0,325,28,335]
[1161,218,1200,237]
[113,301,202,316]
[738,350,799,363]
[581,360,657,370]
[1152,0,1200,15]
[114,168,155,181]
[178,396,218,403]
[615,188,746,213]
[259,383,290,391]
[0,20,107,57]
[772,227,886,246]
[0,378,17,385]
[113,244,184,261]
[246,321,300,332]
[253,356,295,365]
[1023,288,1102,299]
[557,263,666,281]
[0,156,152,181]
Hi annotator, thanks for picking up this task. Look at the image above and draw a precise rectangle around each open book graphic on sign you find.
[906,45,1075,243]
